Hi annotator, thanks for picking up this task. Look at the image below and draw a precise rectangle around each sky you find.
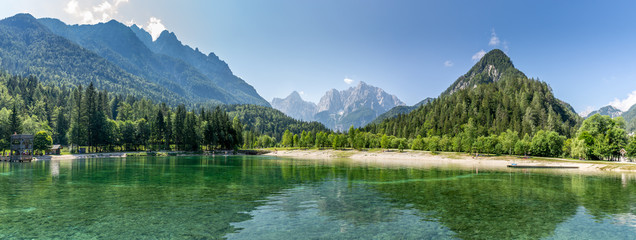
[2,0,636,115]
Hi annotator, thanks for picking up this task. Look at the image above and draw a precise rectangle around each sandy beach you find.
[265,149,636,173]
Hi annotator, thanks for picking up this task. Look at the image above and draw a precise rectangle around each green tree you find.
[282,130,293,147]
[571,138,587,160]
[151,110,166,150]
[54,109,69,145]
[293,134,299,148]
[33,130,52,155]
[348,125,356,148]
[9,104,21,134]
[380,134,389,149]
[530,130,564,157]
[411,135,424,150]
[499,129,519,155]
[514,134,531,155]
[232,116,243,149]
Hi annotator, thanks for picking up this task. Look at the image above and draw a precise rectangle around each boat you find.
[507,165,579,169]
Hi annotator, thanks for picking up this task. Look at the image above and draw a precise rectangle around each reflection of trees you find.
[3,157,636,239]
[577,174,636,220]
[0,157,332,239]
[364,169,581,239]
[314,180,399,225]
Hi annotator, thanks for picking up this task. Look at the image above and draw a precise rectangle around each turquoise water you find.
[1,156,636,239]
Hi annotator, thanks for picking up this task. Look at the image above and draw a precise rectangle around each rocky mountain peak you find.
[442,49,526,96]
[584,105,623,118]
[156,30,180,45]
[271,91,317,121]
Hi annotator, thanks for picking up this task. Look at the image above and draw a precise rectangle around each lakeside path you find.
[265,149,636,174]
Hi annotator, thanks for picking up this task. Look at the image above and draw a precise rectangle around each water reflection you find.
[227,180,456,239]
[1,157,636,239]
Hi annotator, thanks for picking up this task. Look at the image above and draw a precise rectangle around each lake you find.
[1,156,635,239]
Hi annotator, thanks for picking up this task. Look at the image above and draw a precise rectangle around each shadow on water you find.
[0,156,636,239]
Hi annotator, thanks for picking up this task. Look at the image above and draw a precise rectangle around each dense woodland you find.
[363,70,580,139]
[1,48,635,161]
[0,71,324,153]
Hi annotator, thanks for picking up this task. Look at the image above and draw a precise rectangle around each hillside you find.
[0,14,184,105]
[622,104,636,132]
[0,13,269,107]
[364,49,581,139]
[131,26,269,106]
[0,69,327,150]
[223,104,329,141]
[371,97,434,124]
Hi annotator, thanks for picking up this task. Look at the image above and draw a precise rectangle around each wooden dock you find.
[507,165,579,169]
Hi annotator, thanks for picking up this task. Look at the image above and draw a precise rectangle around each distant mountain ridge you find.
[583,105,623,118]
[271,81,404,131]
[0,13,269,106]
[271,91,317,121]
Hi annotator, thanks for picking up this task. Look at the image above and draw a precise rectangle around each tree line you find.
[0,73,242,152]
[271,114,636,161]
[0,72,328,153]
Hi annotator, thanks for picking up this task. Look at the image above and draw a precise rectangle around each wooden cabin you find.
[10,134,34,162]
[47,145,62,155]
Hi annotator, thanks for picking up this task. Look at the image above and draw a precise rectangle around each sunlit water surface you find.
[1,156,636,239]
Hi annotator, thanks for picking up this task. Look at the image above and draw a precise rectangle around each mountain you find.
[0,13,268,106]
[364,49,581,139]
[0,13,188,105]
[442,49,526,96]
[583,105,623,118]
[131,26,269,106]
[314,81,404,131]
[271,91,317,121]
[271,82,404,131]
[371,97,434,124]
[621,104,636,133]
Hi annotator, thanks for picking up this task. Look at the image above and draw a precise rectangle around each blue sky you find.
[3,0,636,115]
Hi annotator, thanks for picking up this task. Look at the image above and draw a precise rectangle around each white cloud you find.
[472,50,486,61]
[444,60,454,67]
[489,29,500,46]
[93,1,112,13]
[63,0,130,24]
[344,78,354,85]
[299,91,305,95]
[609,90,636,112]
[65,0,79,14]
[114,0,129,6]
[145,17,167,41]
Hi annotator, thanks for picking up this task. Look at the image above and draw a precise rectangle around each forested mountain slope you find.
[363,49,581,139]
[0,13,269,107]
[371,97,434,124]
[0,69,327,151]
[0,14,183,105]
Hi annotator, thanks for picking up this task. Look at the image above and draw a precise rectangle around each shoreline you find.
[24,149,636,174]
[265,149,636,174]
